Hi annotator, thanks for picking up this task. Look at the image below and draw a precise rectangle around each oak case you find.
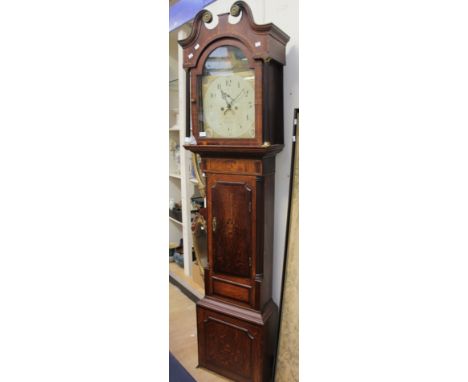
[180,2,289,381]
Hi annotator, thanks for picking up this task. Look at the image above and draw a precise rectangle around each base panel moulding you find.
[196,297,278,382]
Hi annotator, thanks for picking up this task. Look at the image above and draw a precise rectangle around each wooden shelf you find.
[169,79,179,92]
[169,216,183,225]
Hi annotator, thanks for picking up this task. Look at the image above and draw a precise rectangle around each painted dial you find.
[202,74,255,138]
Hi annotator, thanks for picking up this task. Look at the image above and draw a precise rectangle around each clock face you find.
[200,45,255,139]
[202,74,254,138]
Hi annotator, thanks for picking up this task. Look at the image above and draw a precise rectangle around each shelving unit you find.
[169,27,199,280]
[169,216,183,226]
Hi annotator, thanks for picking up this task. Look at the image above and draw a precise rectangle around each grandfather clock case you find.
[180,2,289,381]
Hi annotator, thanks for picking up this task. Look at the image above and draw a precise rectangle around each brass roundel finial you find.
[202,10,213,23]
[230,4,241,17]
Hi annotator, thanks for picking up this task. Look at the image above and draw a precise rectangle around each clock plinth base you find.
[196,297,278,382]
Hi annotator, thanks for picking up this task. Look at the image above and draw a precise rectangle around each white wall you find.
[204,0,299,304]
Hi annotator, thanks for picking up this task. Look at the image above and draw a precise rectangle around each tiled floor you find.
[169,282,231,382]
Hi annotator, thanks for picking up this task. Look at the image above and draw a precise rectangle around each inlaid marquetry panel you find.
[204,158,262,175]
[211,180,253,278]
[204,316,253,380]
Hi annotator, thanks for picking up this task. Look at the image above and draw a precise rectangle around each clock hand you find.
[225,92,235,102]
[221,89,243,115]
[220,89,235,115]
[231,89,245,105]
[220,89,233,110]
[221,89,238,105]
[220,89,230,103]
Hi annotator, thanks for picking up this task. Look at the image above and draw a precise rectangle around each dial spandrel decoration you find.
[200,45,255,139]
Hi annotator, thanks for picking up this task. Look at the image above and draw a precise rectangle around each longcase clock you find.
[179,2,289,381]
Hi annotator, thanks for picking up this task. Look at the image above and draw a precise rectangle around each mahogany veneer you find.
[180,2,289,381]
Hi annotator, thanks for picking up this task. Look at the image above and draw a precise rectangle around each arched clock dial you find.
[202,74,255,138]
[200,45,255,139]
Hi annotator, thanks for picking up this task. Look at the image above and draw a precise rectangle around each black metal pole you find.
[272,108,299,380]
